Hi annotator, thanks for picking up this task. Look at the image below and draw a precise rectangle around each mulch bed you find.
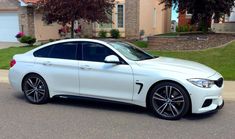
[147,33,235,51]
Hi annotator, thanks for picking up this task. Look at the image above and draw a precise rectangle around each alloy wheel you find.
[152,85,186,118]
[23,77,47,103]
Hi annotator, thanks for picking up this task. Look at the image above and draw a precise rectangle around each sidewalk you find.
[0,42,25,49]
[0,70,234,101]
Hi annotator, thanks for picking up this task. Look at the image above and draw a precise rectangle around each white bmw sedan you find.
[9,39,224,120]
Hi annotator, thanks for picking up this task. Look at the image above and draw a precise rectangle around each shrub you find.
[20,36,36,45]
[176,25,192,32]
[110,29,120,39]
[49,39,55,42]
[98,30,107,38]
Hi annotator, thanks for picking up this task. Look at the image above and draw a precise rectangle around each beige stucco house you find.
[85,0,172,38]
[0,0,171,42]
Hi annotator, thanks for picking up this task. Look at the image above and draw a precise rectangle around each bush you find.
[98,30,107,38]
[176,25,191,32]
[110,29,120,39]
[20,36,36,45]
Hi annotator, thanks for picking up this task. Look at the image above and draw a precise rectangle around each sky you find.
[172,7,178,22]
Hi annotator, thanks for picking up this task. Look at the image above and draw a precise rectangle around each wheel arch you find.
[146,80,192,113]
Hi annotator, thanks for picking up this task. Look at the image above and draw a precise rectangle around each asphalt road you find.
[0,83,235,139]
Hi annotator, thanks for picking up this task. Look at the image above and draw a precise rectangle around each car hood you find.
[136,57,217,78]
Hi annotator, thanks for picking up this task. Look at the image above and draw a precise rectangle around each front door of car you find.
[79,42,134,101]
[34,42,80,96]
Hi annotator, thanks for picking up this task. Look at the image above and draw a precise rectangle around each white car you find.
[9,39,224,120]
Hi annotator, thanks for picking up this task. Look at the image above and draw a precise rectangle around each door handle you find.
[42,61,52,66]
[80,65,92,70]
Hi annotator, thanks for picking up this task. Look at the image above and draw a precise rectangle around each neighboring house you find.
[178,11,191,27]
[212,6,235,33]
[0,0,171,42]
[178,3,235,33]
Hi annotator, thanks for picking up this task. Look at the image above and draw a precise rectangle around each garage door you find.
[0,12,19,42]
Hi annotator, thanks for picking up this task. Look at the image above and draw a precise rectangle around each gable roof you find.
[0,0,19,11]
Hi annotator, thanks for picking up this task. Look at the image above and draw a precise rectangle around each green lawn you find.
[0,46,36,69]
[0,42,235,80]
[132,41,148,48]
[148,42,235,80]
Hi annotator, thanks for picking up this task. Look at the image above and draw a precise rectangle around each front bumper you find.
[202,99,224,114]
[186,72,224,114]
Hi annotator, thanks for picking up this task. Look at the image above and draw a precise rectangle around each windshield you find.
[110,42,156,61]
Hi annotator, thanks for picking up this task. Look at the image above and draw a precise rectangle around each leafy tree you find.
[160,0,235,31]
[37,0,115,38]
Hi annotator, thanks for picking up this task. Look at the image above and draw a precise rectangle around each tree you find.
[37,0,115,38]
[160,0,235,31]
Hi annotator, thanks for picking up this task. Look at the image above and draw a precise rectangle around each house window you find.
[99,12,113,29]
[153,8,157,28]
[117,4,124,28]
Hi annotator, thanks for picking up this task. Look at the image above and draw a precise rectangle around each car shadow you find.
[184,111,219,120]
[14,93,219,120]
[50,97,148,115]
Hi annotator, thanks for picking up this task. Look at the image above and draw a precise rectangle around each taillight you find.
[10,59,16,67]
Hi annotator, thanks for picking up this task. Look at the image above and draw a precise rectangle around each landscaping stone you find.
[148,33,235,51]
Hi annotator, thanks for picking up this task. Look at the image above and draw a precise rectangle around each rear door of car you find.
[34,42,81,96]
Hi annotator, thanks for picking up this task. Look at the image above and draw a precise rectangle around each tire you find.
[22,74,50,104]
[148,82,190,120]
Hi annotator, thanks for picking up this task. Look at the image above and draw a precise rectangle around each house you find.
[178,11,191,27]
[212,7,235,33]
[0,0,20,42]
[178,3,235,33]
[84,0,172,38]
[0,0,171,42]
[0,0,61,42]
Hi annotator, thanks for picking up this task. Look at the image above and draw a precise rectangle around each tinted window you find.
[110,42,154,61]
[34,46,53,58]
[49,42,78,60]
[82,43,115,62]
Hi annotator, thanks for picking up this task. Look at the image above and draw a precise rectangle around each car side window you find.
[33,45,53,58]
[49,42,78,60]
[82,42,116,62]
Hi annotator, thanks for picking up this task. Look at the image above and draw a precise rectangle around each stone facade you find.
[79,20,93,37]
[19,6,35,37]
[125,0,140,39]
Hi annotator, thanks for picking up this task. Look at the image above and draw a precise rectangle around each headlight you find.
[187,78,214,88]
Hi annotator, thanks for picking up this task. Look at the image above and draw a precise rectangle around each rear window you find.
[33,46,53,58]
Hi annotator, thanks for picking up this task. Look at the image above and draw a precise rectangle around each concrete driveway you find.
[0,42,24,49]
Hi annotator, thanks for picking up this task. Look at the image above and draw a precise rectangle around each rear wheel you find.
[148,82,190,120]
[22,74,49,104]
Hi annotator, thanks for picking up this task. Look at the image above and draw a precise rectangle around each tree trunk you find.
[71,20,75,38]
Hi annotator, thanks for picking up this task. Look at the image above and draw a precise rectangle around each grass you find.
[156,32,179,37]
[148,42,235,80]
[0,46,36,69]
[132,41,148,48]
[0,42,235,80]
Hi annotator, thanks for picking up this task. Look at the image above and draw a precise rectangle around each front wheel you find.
[148,82,190,120]
[22,74,50,104]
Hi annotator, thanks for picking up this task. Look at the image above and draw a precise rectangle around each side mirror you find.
[104,55,121,64]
